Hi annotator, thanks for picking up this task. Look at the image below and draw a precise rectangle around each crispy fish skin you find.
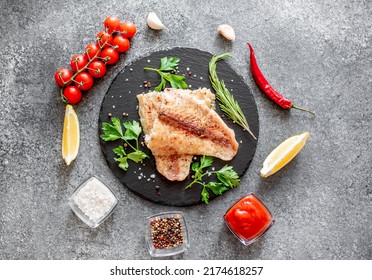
[137,88,238,181]
[137,88,215,134]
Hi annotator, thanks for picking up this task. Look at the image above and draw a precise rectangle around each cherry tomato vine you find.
[54,16,137,105]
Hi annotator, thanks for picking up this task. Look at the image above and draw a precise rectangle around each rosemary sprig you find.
[209,53,257,140]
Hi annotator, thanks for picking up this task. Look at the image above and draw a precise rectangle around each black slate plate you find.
[98,48,259,206]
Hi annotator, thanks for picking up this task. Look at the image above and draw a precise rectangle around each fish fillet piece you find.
[137,88,215,134]
[138,88,214,181]
[137,88,238,181]
[154,155,194,181]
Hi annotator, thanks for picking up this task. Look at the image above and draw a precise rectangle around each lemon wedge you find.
[62,104,80,165]
[260,132,310,178]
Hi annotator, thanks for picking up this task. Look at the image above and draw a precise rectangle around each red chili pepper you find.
[247,43,315,115]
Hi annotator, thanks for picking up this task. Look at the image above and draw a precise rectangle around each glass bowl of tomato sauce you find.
[224,193,274,245]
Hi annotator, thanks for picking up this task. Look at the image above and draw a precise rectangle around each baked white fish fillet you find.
[137,88,238,181]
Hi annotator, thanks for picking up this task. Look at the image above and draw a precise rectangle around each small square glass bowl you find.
[145,211,190,257]
[69,177,118,229]
[224,193,274,246]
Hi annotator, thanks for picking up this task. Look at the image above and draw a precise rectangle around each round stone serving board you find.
[98,48,259,206]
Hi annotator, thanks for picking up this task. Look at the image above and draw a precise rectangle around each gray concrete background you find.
[0,0,371,259]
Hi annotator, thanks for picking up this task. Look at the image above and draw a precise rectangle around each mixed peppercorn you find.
[150,217,184,249]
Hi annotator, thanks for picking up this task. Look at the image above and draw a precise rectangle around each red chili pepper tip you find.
[247,43,315,116]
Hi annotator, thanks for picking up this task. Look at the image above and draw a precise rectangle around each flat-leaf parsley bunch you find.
[100,117,148,171]
[186,156,240,204]
[144,57,188,91]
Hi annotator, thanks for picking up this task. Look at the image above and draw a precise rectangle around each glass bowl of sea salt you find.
[69,177,118,228]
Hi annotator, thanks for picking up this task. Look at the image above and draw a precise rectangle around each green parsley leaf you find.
[111,117,123,135]
[216,165,240,188]
[164,73,188,89]
[191,161,200,172]
[155,77,167,92]
[199,155,214,169]
[201,187,210,204]
[205,181,229,195]
[186,156,240,204]
[160,57,180,71]
[115,157,129,171]
[101,118,149,172]
[100,118,123,141]
[113,145,126,157]
[123,120,142,141]
[144,57,189,91]
[127,150,148,163]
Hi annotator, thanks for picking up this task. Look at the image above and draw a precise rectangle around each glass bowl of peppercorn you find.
[145,211,189,257]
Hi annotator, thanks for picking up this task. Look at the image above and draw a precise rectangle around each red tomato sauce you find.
[224,194,273,242]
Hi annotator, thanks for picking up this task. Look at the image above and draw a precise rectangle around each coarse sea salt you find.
[72,177,117,223]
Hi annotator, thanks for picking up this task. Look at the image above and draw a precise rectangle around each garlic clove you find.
[217,24,236,41]
[147,12,166,30]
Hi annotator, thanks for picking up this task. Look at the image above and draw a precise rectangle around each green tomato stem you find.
[61,30,116,101]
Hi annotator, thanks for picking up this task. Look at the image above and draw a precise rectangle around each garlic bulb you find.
[217,24,236,41]
[147,12,166,30]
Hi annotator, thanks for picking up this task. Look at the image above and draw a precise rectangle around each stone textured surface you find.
[0,0,371,259]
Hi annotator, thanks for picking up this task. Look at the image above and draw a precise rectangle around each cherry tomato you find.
[104,16,120,33]
[88,60,107,78]
[96,30,113,48]
[84,43,101,61]
[119,21,136,38]
[74,72,94,91]
[70,54,88,72]
[101,47,119,65]
[54,68,73,87]
[112,35,130,53]
[63,86,82,104]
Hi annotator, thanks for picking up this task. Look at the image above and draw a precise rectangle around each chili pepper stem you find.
[291,104,315,115]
